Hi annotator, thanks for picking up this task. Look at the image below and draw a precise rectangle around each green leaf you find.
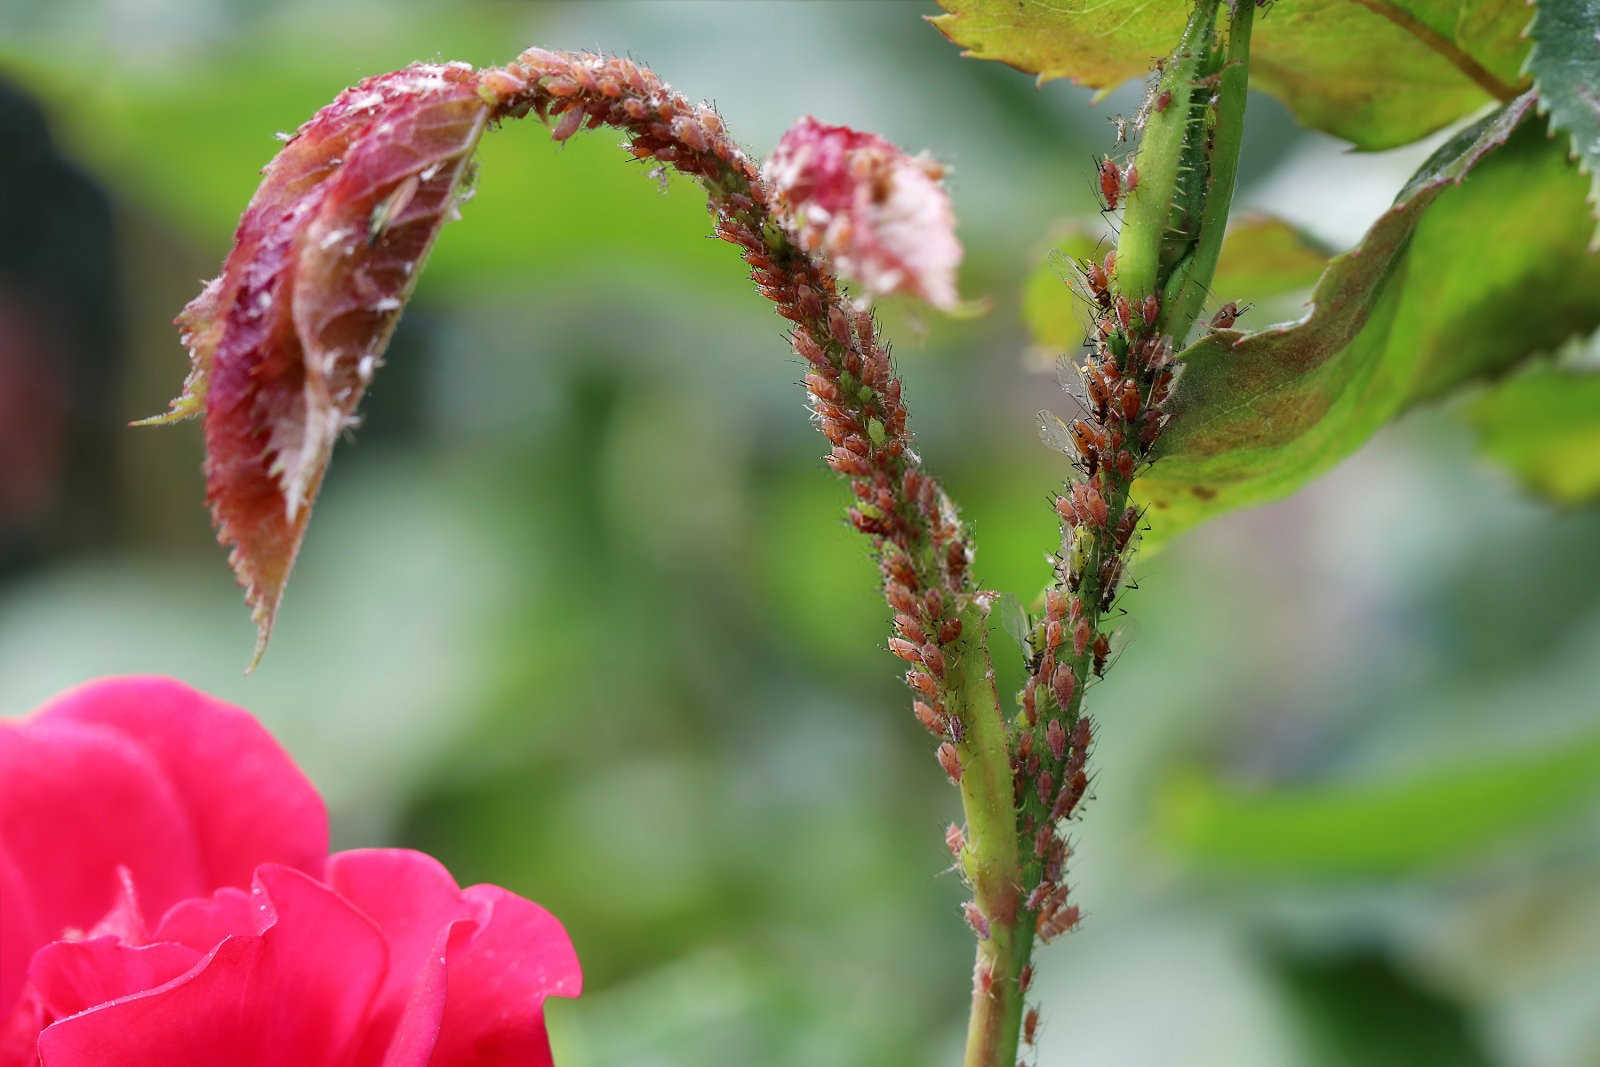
[1138,97,1600,547]
[1156,727,1600,876]
[928,0,1529,149]
[1524,0,1600,243]
[1470,362,1600,505]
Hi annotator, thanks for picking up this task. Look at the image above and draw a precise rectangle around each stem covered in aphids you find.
[1113,0,1219,304]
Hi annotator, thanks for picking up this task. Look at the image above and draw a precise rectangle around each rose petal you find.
[429,885,582,1066]
[323,849,482,1067]
[23,939,202,1029]
[0,716,204,1016]
[37,866,387,1067]
[152,886,267,953]
[37,676,328,892]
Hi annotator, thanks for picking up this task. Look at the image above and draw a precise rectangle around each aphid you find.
[937,742,964,784]
[974,960,995,998]
[1092,633,1111,676]
[938,617,963,645]
[1070,419,1101,462]
[1141,293,1159,326]
[1051,663,1076,710]
[1024,1008,1040,1045]
[1154,88,1173,113]
[913,700,947,736]
[1047,717,1068,761]
[1114,295,1133,332]
[1084,258,1109,295]
[945,822,966,857]
[963,900,991,940]
[1209,301,1250,330]
[1097,157,1123,210]
[1123,164,1139,194]
[1020,963,1035,993]
[921,643,947,680]
[888,637,922,663]
[895,613,927,644]
[907,670,940,699]
[1118,380,1142,422]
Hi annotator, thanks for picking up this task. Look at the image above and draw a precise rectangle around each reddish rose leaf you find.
[149,64,490,663]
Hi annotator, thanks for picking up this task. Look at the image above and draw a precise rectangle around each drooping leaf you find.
[1138,96,1600,546]
[1524,0,1600,243]
[1157,727,1600,876]
[928,0,1529,150]
[1469,362,1600,505]
[155,64,490,663]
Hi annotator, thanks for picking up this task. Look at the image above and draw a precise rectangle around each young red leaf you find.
[150,64,489,663]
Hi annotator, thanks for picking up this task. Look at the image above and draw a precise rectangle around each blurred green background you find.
[2,2,1598,1064]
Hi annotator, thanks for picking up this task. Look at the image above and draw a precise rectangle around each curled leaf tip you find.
[762,116,965,310]
[161,62,490,660]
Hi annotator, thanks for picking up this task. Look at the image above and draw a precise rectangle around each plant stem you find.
[1162,0,1254,341]
[952,608,1025,1067]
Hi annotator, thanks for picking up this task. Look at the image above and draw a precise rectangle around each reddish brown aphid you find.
[963,900,991,940]
[1047,717,1068,760]
[975,960,996,998]
[945,822,966,857]
[1118,380,1142,422]
[1141,293,1159,325]
[937,742,964,784]
[1092,633,1111,676]
[1024,1008,1040,1045]
[886,583,919,616]
[1114,295,1133,332]
[888,637,922,663]
[1155,88,1173,113]
[1084,259,1109,299]
[895,613,927,644]
[1020,963,1035,993]
[1097,157,1123,209]
[1051,662,1076,709]
[914,700,947,736]
[938,616,963,645]
[907,670,940,699]
[1210,301,1242,329]
[920,643,947,680]
[1070,419,1101,462]
[1123,163,1139,194]
[1073,619,1092,656]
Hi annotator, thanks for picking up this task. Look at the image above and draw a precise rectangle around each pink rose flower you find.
[0,677,580,1066]
[762,116,963,310]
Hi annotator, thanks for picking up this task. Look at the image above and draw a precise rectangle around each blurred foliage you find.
[1471,363,1600,505]
[1,3,1598,1066]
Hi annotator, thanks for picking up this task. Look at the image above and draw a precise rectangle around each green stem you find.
[954,606,1026,1067]
[1162,0,1255,342]
[1113,0,1219,300]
